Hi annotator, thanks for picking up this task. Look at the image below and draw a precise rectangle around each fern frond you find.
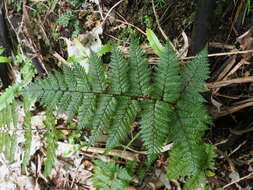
[184,171,206,190]
[129,39,152,96]
[11,101,18,128]
[0,84,19,111]
[0,102,19,163]
[23,42,213,189]
[43,110,59,177]
[167,48,213,188]
[89,52,106,92]
[54,71,67,90]
[154,45,181,102]
[93,160,132,190]
[22,96,34,172]
[77,94,97,129]
[57,92,72,113]
[110,47,129,94]
[106,98,139,150]
[73,63,91,91]
[63,64,77,90]
[66,92,83,120]
[183,145,215,190]
[140,100,172,162]
[89,96,117,143]
[0,55,35,164]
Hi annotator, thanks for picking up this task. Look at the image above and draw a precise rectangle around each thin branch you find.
[223,172,253,189]
[205,76,253,89]
[148,49,253,63]
[151,0,168,41]
[101,0,124,26]
[151,0,177,53]
[182,49,253,60]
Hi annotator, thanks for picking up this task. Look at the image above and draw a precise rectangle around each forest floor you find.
[1,0,253,189]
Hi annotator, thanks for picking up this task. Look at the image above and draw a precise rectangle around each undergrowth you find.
[21,36,215,189]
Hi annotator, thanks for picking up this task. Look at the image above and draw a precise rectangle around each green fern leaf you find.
[140,100,172,162]
[22,96,34,172]
[93,160,132,190]
[73,63,91,91]
[154,45,181,102]
[110,47,129,94]
[89,52,106,92]
[66,92,83,121]
[11,101,18,128]
[57,92,72,113]
[23,42,213,189]
[77,94,97,129]
[63,65,77,90]
[54,71,67,90]
[184,171,206,190]
[129,39,152,96]
[167,48,213,189]
[43,110,59,177]
[89,96,117,143]
[106,98,139,150]
[0,84,19,111]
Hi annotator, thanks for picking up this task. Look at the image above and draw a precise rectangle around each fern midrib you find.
[33,88,176,105]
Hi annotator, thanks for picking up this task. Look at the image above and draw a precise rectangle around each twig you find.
[114,12,146,35]
[151,0,168,41]
[52,52,68,65]
[182,49,253,60]
[96,0,104,20]
[148,49,253,63]
[125,143,173,154]
[205,76,253,89]
[223,172,253,189]
[228,141,246,156]
[151,0,177,53]
[230,127,253,136]
[80,146,139,161]
[101,0,124,26]
[209,42,235,50]
[210,101,253,118]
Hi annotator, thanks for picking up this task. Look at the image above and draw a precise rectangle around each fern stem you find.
[122,131,141,153]
[34,88,176,105]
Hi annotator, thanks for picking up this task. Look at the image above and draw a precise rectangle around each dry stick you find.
[80,146,139,161]
[80,143,173,161]
[115,15,146,35]
[211,101,253,118]
[206,76,253,89]
[96,0,104,20]
[151,0,177,53]
[52,52,68,65]
[151,0,168,41]
[101,0,124,26]
[209,42,235,50]
[148,49,253,63]
[223,172,253,189]
[182,49,253,60]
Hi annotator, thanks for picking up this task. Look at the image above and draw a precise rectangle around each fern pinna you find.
[23,39,215,189]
